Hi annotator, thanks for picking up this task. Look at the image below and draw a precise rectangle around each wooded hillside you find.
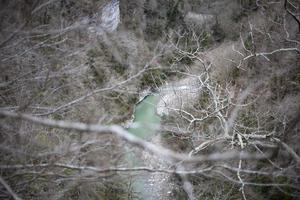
[0,0,299,199]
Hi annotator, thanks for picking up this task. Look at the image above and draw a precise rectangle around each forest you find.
[0,0,300,199]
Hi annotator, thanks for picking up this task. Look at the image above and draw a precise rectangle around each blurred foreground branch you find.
[0,110,268,163]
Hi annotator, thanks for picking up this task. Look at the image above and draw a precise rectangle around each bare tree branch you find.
[0,163,213,175]
[0,176,22,200]
[274,138,300,163]
[284,0,300,32]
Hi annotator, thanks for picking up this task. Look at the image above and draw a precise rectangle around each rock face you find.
[100,0,120,32]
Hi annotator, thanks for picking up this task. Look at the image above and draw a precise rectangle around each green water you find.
[126,94,161,199]
[128,94,161,139]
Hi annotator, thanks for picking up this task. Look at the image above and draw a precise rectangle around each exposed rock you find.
[157,76,201,116]
[184,12,215,32]
[100,0,120,33]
